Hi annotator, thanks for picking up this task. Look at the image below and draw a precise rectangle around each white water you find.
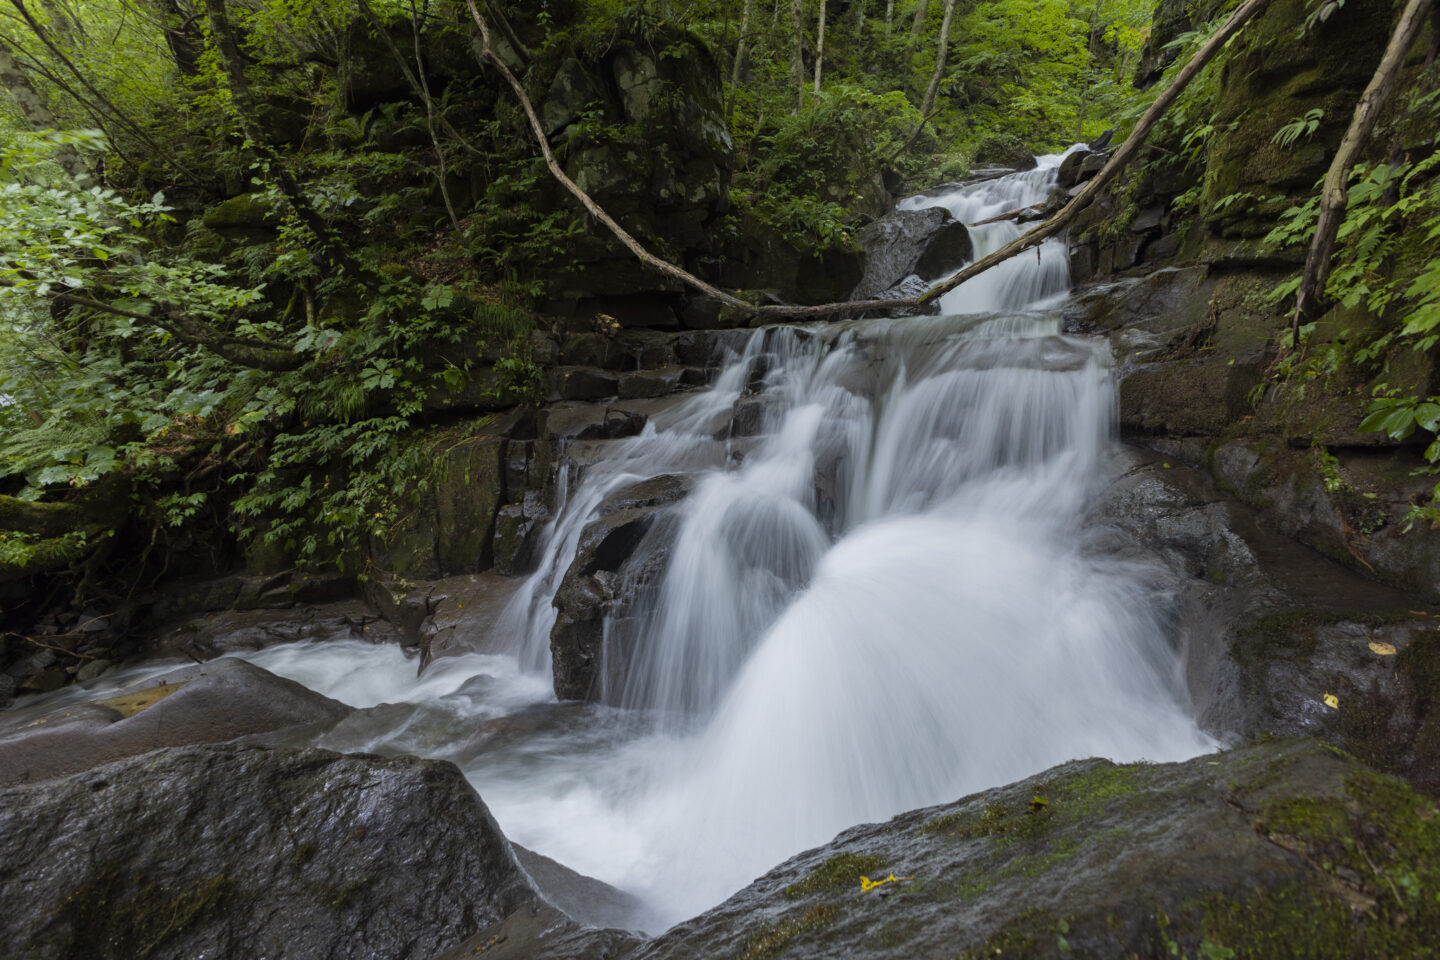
[29,153,1217,931]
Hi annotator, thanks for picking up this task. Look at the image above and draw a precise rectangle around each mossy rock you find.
[201,193,276,231]
[631,740,1440,959]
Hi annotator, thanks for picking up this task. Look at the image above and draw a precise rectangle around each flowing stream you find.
[39,153,1218,931]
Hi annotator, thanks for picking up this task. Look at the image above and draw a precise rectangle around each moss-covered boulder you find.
[627,740,1440,960]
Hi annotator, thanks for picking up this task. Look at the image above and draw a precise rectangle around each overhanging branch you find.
[464,0,1273,320]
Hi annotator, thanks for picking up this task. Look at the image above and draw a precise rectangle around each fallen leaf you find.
[859,873,912,892]
[1369,641,1398,656]
[1323,693,1340,710]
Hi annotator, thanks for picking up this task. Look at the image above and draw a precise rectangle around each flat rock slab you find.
[0,743,534,960]
[0,658,349,786]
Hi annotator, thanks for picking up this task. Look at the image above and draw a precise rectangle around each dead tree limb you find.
[1291,0,1432,345]
[969,202,1044,227]
[465,0,1272,320]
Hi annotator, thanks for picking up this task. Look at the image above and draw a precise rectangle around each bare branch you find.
[1291,0,1432,344]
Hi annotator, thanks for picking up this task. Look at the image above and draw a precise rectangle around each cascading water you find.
[49,153,1216,931]
[464,150,1214,922]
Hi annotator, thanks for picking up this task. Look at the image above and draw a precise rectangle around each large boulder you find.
[627,739,1440,959]
[0,743,534,960]
[1095,446,1440,791]
[0,658,350,786]
[851,207,973,305]
[546,31,733,302]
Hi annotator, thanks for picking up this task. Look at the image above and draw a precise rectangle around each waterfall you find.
[478,151,1214,923]
[122,153,1217,932]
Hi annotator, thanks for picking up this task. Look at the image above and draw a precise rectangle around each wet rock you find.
[618,369,684,400]
[0,658,349,786]
[551,367,620,402]
[628,739,1440,960]
[550,475,692,700]
[0,743,534,960]
[1096,446,1440,787]
[1056,148,1092,188]
[851,207,972,305]
[416,573,523,671]
[513,844,647,932]
[151,599,397,660]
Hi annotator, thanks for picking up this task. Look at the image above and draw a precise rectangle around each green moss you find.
[739,903,839,960]
[201,192,276,230]
[290,842,318,867]
[1151,768,1440,958]
[56,870,235,958]
[784,853,887,898]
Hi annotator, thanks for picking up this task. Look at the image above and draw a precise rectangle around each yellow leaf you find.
[1323,693,1339,710]
[1368,641,1398,656]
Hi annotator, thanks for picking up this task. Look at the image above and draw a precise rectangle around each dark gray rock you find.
[851,207,972,305]
[1095,446,1440,790]
[0,743,534,960]
[150,599,398,661]
[551,368,620,402]
[0,658,350,786]
[627,739,1440,960]
[1056,148,1092,188]
[550,475,691,700]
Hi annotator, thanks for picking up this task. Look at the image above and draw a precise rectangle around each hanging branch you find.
[463,0,1272,320]
[1290,0,1432,345]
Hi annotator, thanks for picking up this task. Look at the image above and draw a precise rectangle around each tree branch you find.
[463,0,1272,320]
[40,288,303,370]
[1291,0,1432,344]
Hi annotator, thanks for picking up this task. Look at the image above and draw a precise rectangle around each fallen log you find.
[968,202,1045,227]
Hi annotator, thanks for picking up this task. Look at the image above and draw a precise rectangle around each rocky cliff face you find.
[1067,0,1440,603]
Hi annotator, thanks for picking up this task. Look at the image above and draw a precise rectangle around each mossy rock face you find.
[627,740,1440,960]
[368,426,509,580]
[1201,0,1395,237]
[200,192,276,231]
[0,743,536,960]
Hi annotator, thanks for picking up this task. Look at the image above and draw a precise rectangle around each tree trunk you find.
[463,0,1271,320]
[1292,0,1432,343]
[885,0,894,31]
[155,0,205,76]
[729,0,755,121]
[813,0,826,92]
[0,38,88,179]
[918,0,956,116]
[910,0,930,39]
[790,0,806,112]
